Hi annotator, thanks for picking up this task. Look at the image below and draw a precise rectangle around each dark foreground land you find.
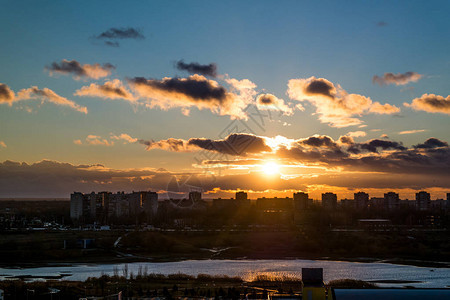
[0,228,449,268]
[0,273,375,299]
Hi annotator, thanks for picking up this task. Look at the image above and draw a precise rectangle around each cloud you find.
[287,76,400,127]
[83,135,114,146]
[346,131,366,138]
[175,60,217,77]
[0,83,15,104]
[414,138,448,149]
[153,131,449,180]
[368,102,400,114]
[139,138,194,152]
[0,141,6,148]
[128,75,255,119]
[75,79,135,101]
[399,129,426,135]
[140,133,272,156]
[111,133,138,144]
[256,93,293,115]
[15,86,88,113]
[46,59,115,80]
[94,27,144,46]
[373,72,422,86]
[75,133,138,146]
[404,94,450,115]
[0,160,166,197]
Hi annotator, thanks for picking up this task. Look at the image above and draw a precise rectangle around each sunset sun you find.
[262,162,280,175]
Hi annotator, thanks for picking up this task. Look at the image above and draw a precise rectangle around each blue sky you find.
[0,1,449,198]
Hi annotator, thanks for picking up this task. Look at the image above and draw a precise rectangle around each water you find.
[0,259,449,288]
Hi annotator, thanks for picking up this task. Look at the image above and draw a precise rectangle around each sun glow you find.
[262,162,280,175]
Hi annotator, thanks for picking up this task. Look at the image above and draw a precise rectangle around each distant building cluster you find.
[70,191,158,223]
[70,190,450,226]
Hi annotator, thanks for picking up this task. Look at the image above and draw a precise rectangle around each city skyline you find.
[1,1,449,200]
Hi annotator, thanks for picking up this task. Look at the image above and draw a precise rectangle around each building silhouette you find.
[384,192,400,210]
[70,191,158,223]
[354,192,369,210]
[322,193,337,209]
[416,191,431,211]
[294,192,309,210]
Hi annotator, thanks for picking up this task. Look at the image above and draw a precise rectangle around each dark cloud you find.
[373,72,422,86]
[139,138,192,152]
[299,135,338,148]
[175,60,217,77]
[189,133,271,156]
[96,27,144,40]
[303,78,336,98]
[0,160,159,198]
[46,59,115,80]
[358,139,406,153]
[129,76,227,101]
[94,27,144,46]
[140,133,272,156]
[128,75,251,119]
[0,83,15,104]
[414,138,448,149]
[404,94,450,115]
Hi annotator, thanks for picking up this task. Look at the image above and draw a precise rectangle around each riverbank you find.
[1,229,449,269]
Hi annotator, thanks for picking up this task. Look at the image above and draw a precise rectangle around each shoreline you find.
[1,255,449,270]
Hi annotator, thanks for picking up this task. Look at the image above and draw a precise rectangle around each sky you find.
[0,0,449,199]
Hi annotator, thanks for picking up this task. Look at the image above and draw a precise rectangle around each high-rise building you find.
[294,192,309,210]
[354,192,369,209]
[384,192,400,210]
[142,191,158,215]
[236,191,248,201]
[416,191,431,211]
[70,192,84,220]
[322,193,337,209]
[70,190,158,223]
[188,191,202,203]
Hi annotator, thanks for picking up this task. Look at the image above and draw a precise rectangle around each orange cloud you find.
[75,79,135,101]
[16,86,88,114]
[287,76,400,127]
[404,94,450,115]
[256,93,293,115]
